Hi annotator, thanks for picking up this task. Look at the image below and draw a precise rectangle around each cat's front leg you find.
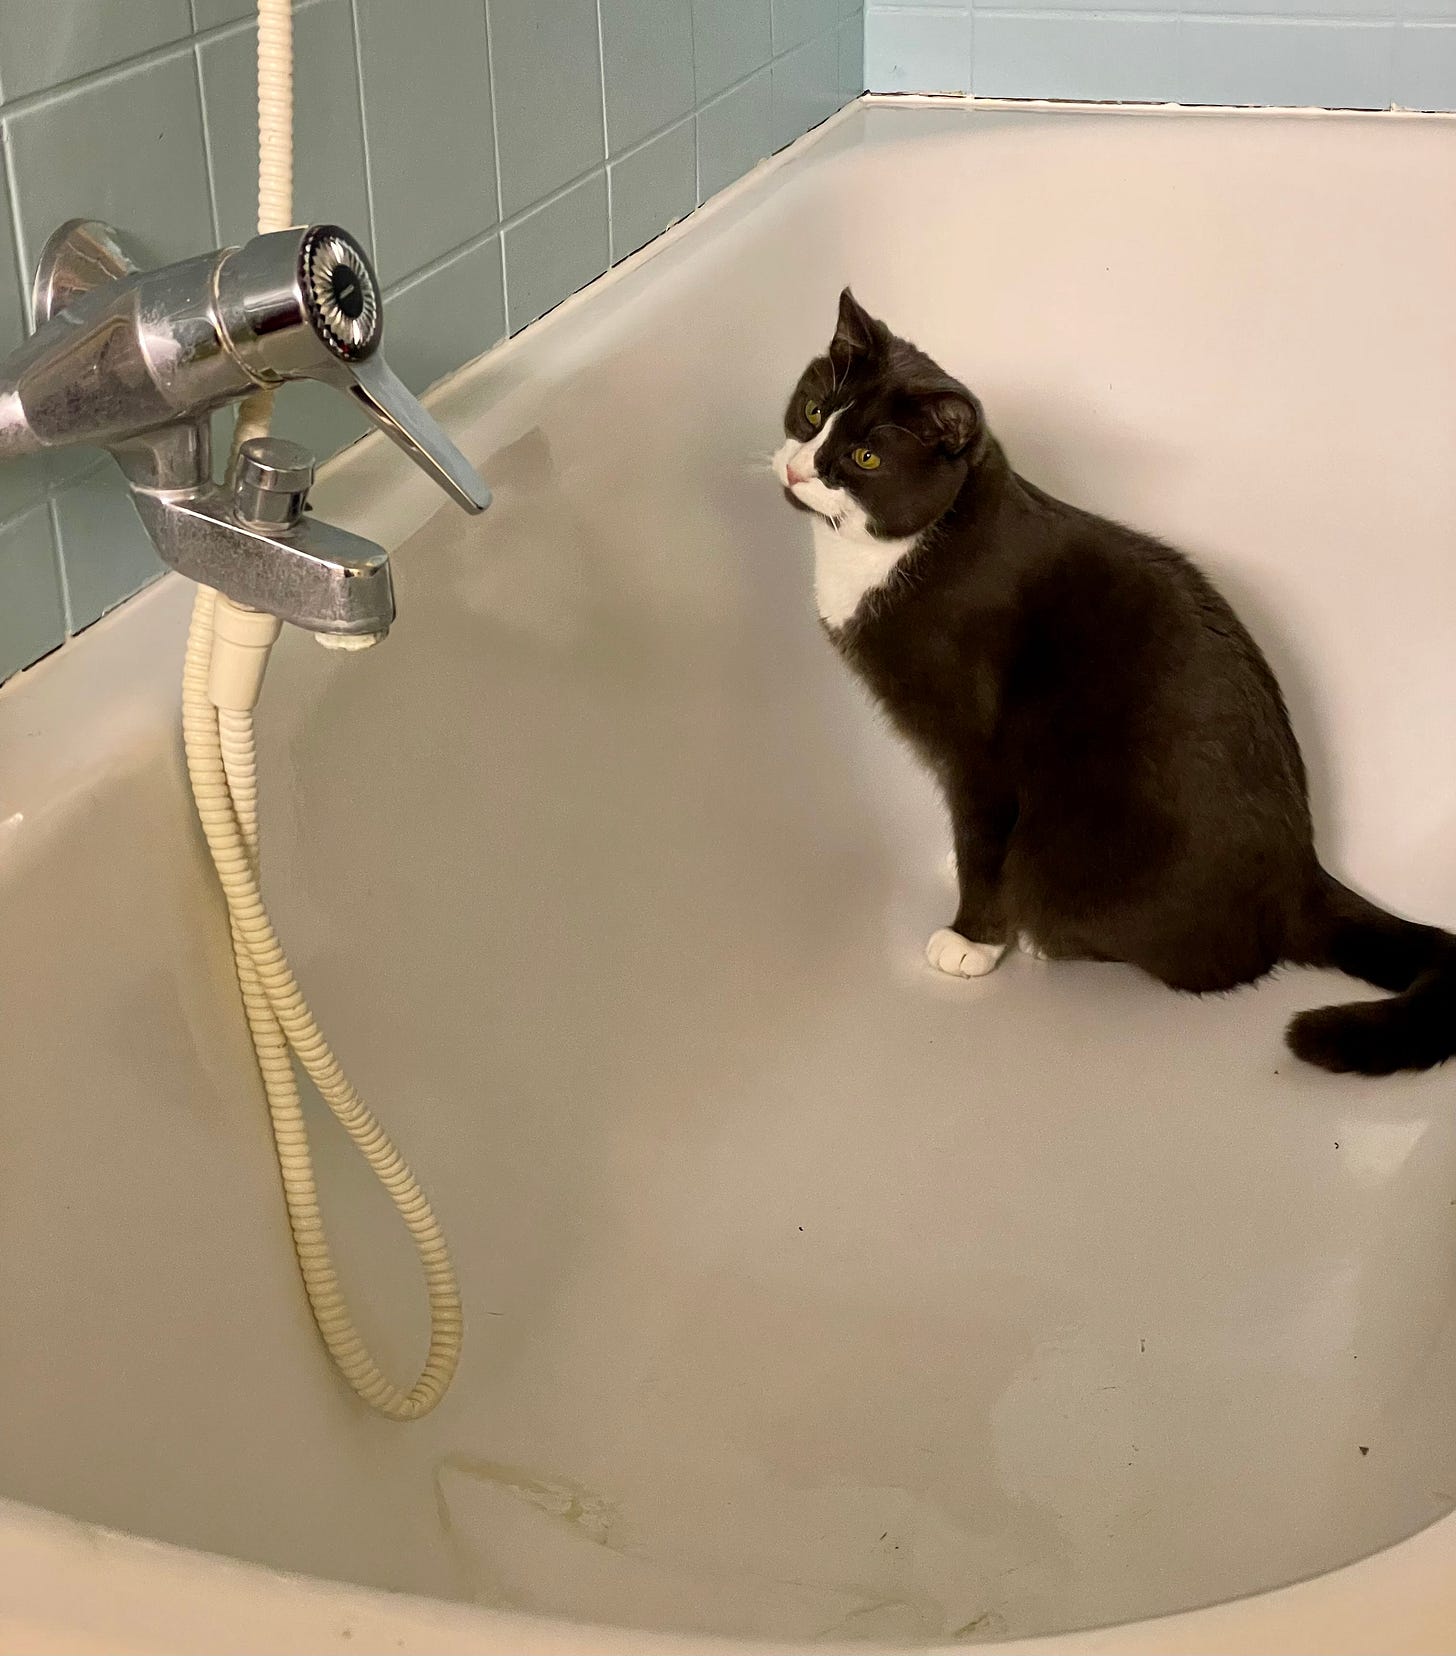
[927,927,1007,977]
[938,849,1046,960]
[928,792,1014,979]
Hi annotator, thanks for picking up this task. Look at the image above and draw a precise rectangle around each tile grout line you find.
[686,0,702,206]
[0,38,198,121]
[0,110,86,636]
[348,0,382,259]
[397,75,710,299]
[300,15,848,332]
[0,120,33,330]
[594,0,616,265]
[383,87,708,307]
[500,162,609,239]
[0,18,251,125]
[482,0,510,333]
[0,0,339,124]
[192,40,224,258]
[875,2,1417,20]
[972,6,1398,19]
[385,224,501,301]
[44,497,74,637]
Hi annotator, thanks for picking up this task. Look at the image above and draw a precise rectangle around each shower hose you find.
[179,0,462,1420]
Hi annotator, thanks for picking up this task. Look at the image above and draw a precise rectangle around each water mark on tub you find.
[431,1452,961,1639]
[433,1454,617,1544]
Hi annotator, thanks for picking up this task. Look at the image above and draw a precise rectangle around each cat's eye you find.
[804,398,823,428]
[853,447,880,470]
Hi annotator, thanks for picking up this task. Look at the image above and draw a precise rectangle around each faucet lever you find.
[339,353,491,515]
[217,222,490,514]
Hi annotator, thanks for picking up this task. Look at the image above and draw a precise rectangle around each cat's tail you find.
[1287,868,1456,1075]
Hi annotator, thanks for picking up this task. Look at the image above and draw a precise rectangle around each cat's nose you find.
[787,457,814,485]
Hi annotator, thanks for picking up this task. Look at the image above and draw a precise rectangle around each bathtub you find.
[2,97,1454,1654]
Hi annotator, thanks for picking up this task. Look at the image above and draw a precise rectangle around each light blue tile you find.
[610,119,696,261]
[773,0,839,53]
[1181,0,1398,15]
[968,0,1158,10]
[1179,19,1393,110]
[51,464,164,632]
[1394,22,1456,107]
[0,443,98,529]
[191,0,255,27]
[693,0,772,100]
[697,68,773,198]
[267,378,370,465]
[355,0,497,285]
[602,0,694,153]
[502,170,609,333]
[490,0,605,220]
[0,503,65,684]
[973,13,1181,101]
[6,49,213,280]
[840,16,865,99]
[386,236,506,394]
[0,0,192,100]
[955,0,1143,11]
[199,0,372,253]
[867,8,970,92]
[840,0,863,18]
[771,31,840,150]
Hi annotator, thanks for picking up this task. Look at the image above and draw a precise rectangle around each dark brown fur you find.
[781,290,1456,1075]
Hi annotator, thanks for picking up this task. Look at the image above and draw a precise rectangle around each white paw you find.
[1018,932,1049,962]
[926,928,1007,979]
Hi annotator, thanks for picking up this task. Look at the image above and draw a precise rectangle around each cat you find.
[772,288,1456,1076]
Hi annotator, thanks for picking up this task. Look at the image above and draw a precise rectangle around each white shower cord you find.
[179,0,462,1421]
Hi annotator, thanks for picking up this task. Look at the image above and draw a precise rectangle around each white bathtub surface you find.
[2,99,1455,1653]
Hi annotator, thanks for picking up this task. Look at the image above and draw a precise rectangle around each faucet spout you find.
[131,487,395,638]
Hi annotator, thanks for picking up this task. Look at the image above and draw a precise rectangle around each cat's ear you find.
[831,287,882,370]
[913,390,982,458]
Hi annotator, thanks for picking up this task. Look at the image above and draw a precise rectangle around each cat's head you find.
[772,289,985,541]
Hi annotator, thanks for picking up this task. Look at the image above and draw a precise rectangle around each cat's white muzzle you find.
[773,433,851,523]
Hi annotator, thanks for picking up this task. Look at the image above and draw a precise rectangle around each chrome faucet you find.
[0,219,491,641]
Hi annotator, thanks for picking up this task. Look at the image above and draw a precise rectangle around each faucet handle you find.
[217,223,491,516]
[293,226,490,513]
[336,353,491,516]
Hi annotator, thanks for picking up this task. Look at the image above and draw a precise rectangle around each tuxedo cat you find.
[773,289,1456,1076]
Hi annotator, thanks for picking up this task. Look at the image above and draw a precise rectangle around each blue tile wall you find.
[867,0,1456,113]
[0,0,863,686]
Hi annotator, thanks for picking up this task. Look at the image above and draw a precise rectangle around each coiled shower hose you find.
[179,0,462,1420]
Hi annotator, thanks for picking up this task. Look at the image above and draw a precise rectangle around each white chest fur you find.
[812,518,916,630]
